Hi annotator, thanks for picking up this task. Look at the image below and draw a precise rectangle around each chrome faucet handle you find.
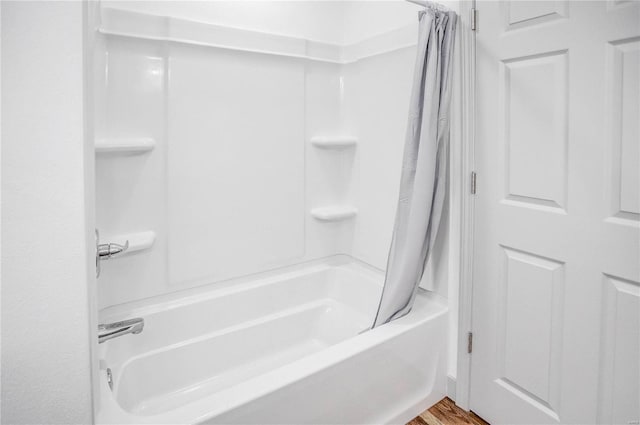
[95,229,129,278]
[97,240,129,259]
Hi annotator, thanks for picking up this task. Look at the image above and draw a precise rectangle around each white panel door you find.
[471,1,640,424]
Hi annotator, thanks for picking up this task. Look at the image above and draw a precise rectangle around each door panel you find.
[607,38,639,223]
[504,1,569,31]
[498,247,564,412]
[471,2,640,424]
[502,50,567,211]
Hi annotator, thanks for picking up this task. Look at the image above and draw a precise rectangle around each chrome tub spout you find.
[98,318,144,344]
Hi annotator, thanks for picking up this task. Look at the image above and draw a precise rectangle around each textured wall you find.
[1,2,95,423]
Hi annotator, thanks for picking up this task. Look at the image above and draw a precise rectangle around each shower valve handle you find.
[97,240,129,259]
[95,229,129,277]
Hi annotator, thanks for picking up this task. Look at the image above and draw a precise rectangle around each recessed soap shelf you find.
[310,136,357,149]
[95,137,156,154]
[311,206,358,222]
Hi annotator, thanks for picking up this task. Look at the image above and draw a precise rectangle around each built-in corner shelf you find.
[95,137,156,154]
[109,231,156,255]
[311,206,358,222]
[310,136,357,150]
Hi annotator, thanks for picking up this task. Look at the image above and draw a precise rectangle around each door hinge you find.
[468,332,473,354]
[471,171,477,194]
[470,8,478,31]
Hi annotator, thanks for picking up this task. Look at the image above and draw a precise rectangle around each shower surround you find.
[93,2,457,423]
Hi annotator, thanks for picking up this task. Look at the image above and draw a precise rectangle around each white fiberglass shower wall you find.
[95,1,455,306]
[93,1,460,422]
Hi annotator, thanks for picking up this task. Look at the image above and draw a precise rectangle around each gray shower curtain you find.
[372,3,457,328]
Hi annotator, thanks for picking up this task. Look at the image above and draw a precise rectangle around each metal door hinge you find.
[471,172,477,194]
[471,8,478,31]
[468,332,473,354]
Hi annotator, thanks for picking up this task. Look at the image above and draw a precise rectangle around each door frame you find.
[453,0,477,411]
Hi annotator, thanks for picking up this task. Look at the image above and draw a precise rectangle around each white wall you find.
[341,0,422,43]
[1,2,95,423]
[167,45,306,287]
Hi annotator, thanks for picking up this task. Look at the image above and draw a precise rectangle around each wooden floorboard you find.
[407,398,489,425]
[406,416,429,425]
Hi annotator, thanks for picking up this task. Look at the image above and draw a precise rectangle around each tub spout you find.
[98,318,144,344]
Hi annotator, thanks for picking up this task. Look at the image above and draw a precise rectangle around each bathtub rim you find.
[99,254,384,322]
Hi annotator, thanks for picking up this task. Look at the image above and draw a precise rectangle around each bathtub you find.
[96,256,448,424]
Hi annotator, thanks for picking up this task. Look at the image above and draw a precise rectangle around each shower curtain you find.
[372,3,457,328]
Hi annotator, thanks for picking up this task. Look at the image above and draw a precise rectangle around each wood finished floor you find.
[407,398,489,425]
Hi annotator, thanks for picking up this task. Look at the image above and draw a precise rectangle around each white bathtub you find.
[96,256,447,424]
